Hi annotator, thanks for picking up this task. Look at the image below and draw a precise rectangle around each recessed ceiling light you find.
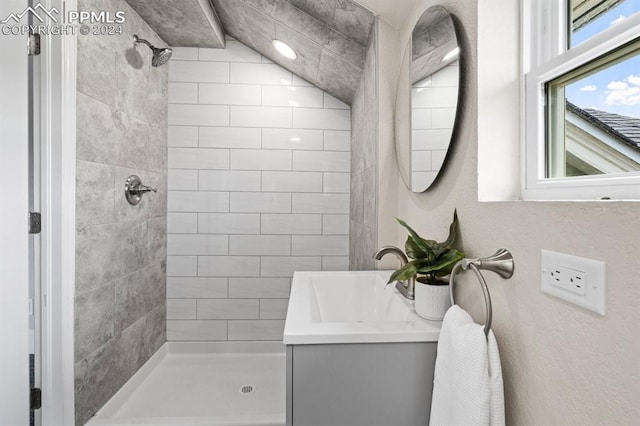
[442,47,460,62]
[273,39,297,60]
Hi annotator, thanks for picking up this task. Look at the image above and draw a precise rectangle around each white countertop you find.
[283,271,442,345]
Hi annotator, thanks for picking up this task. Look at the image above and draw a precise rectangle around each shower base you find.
[86,342,286,426]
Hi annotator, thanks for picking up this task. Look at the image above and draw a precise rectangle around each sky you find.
[565,0,640,118]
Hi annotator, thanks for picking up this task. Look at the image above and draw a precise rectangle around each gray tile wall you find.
[350,21,378,270]
[124,0,225,48]
[210,0,374,104]
[74,1,168,424]
[167,40,351,342]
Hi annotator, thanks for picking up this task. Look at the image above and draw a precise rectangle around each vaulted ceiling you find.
[125,0,226,48]
[125,0,377,105]
[210,0,376,104]
[352,0,417,30]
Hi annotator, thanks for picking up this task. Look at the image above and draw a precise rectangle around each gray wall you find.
[74,1,168,423]
[166,41,351,342]
[350,21,378,270]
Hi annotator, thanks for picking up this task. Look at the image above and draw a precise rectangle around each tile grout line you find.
[167,53,353,340]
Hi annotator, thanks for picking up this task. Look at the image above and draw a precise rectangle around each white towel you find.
[429,305,505,426]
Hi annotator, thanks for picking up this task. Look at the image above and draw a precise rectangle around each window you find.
[523,0,640,200]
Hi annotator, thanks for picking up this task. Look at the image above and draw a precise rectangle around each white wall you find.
[166,41,351,341]
[378,1,640,424]
[0,1,29,422]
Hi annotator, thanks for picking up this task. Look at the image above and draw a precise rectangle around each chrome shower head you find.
[151,47,173,67]
[133,34,172,67]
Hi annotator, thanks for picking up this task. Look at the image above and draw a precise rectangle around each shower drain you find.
[240,385,254,394]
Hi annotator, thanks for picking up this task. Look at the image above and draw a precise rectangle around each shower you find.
[133,34,173,67]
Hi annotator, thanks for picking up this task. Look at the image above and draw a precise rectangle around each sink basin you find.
[283,271,442,345]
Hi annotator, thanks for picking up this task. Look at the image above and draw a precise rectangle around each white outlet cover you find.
[541,250,606,315]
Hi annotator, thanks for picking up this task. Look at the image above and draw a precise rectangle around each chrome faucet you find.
[373,246,415,300]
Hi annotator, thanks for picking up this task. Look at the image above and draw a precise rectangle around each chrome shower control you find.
[124,175,157,206]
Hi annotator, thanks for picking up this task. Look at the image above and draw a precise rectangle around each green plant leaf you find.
[415,249,464,274]
[387,261,418,284]
[432,209,459,257]
[434,268,453,277]
[396,218,434,260]
[405,236,430,260]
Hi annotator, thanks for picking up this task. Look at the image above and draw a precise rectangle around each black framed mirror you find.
[395,5,461,192]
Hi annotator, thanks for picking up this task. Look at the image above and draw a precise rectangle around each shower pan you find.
[86,343,286,426]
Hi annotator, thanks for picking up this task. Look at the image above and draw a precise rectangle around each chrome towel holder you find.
[449,249,515,337]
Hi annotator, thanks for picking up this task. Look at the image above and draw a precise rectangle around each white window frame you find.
[522,0,640,200]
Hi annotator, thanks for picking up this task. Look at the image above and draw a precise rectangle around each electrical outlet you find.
[549,265,586,295]
[541,250,606,315]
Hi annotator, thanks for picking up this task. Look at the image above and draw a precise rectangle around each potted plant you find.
[389,210,464,320]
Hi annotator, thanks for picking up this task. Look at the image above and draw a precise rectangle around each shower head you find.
[151,47,173,67]
[133,34,173,67]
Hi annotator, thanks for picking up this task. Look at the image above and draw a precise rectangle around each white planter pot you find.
[414,281,451,321]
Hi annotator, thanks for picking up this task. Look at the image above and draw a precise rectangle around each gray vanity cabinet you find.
[286,342,437,426]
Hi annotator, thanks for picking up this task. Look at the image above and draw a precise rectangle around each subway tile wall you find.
[410,63,458,191]
[167,40,351,342]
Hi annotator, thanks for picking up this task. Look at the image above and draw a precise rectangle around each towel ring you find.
[449,249,515,337]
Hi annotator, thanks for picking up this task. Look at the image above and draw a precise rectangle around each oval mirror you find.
[395,5,461,192]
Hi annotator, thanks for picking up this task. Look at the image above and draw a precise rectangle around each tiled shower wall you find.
[74,1,168,424]
[350,23,378,270]
[166,40,351,342]
[411,62,459,190]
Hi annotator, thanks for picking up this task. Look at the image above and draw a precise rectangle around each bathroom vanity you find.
[284,271,441,426]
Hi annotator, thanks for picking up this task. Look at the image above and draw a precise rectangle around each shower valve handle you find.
[124,175,157,206]
[131,184,157,194]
